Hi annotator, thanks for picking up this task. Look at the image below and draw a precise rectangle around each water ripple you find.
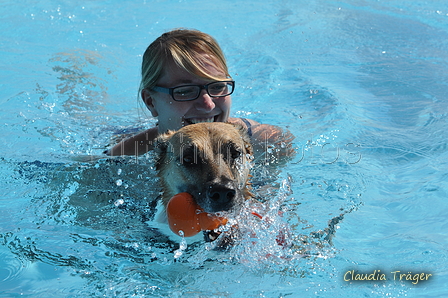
[0,243,31,283]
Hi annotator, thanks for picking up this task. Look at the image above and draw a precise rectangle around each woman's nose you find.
[194,89,215,112]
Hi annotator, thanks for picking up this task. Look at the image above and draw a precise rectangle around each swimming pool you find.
[1,0,447,297]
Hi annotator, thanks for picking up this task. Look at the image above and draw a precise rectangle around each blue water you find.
[1,0,448,297]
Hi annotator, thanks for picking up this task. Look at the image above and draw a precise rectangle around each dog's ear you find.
[231,123,253,156]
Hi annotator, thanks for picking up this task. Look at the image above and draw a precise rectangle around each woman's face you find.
[143,60,232,134]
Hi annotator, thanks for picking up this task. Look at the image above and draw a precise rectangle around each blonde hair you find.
[139,28,230,93]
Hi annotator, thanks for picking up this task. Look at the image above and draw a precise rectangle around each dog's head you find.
[155,122,253,213]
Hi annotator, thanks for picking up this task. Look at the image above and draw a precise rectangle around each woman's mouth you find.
[183,115,218,125]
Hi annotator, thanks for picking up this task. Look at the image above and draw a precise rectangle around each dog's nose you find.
[207,184,236,207]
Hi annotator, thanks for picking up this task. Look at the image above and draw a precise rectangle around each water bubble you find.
[179,238,187,250]
[115,179,122,186]
[173,250,183,259]
[114,199,124,207]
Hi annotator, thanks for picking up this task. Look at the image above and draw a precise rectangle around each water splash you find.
[168,176,312,272]
[225,175,303,268]
[173,235,187,259]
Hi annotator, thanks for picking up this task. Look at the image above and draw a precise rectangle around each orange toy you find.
[166,192,228,237]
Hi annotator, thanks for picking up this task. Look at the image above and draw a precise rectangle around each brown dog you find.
[155,122,253,214]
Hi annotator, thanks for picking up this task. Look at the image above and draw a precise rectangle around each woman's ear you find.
[142,89,158,117]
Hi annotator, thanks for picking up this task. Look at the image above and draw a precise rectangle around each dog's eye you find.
[181,146,199,166]
[183,155,194,165]
[231,149,240,160]
[225,146,241,162]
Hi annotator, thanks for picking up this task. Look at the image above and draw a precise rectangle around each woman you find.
[107,28,293,161]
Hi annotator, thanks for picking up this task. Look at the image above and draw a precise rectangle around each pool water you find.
[1,0,448,297]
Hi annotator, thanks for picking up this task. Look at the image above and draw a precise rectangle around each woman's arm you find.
[106,119,295,162]
[228,117,295,163]
[107,127,158,156]
[250,124,295,164]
